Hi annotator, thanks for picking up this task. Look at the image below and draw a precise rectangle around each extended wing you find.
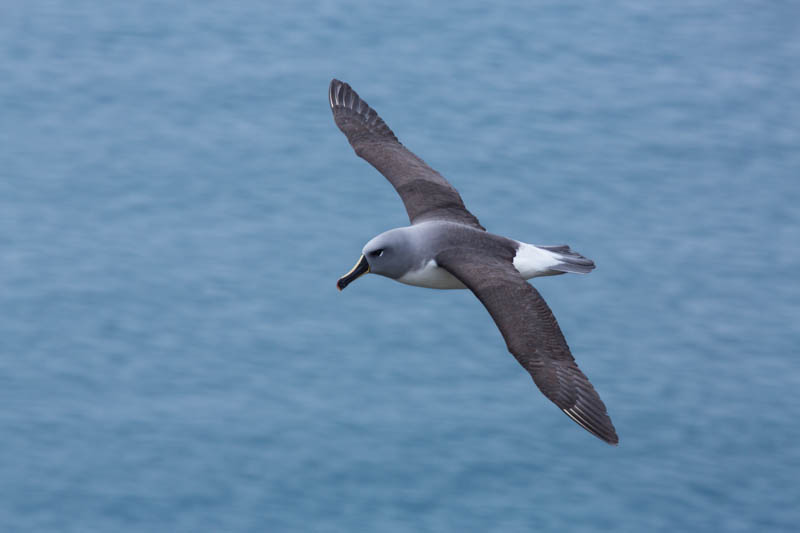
[436,248,618,444]
[329,79,484,230]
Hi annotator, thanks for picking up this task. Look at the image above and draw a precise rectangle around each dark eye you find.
[370,249,385,257]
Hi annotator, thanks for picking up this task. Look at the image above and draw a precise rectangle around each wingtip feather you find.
[562,406,619,445]
[328,78,398,143]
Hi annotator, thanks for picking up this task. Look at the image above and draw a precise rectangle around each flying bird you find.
[329,79,618,445]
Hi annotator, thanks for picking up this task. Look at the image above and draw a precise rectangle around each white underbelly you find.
[396,259,467,289]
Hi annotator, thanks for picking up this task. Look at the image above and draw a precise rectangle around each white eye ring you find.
[377,250,384,257]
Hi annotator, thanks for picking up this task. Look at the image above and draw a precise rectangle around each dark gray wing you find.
[436,248,618,444]
[329,79,484,230]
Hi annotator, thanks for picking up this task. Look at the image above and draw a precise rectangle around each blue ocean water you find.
[1,1,799,531]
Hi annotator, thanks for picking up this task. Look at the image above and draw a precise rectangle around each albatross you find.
[329,79,618,445]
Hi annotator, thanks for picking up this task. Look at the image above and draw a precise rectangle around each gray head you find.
[336,227,417,290]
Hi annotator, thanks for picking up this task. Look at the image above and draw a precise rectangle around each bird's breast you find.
[396,259,467,289]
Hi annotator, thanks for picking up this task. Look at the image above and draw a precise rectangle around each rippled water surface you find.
[2,1,799,531]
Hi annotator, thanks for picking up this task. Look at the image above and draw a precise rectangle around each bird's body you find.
[329,79,618,445]
[368,221,594,290]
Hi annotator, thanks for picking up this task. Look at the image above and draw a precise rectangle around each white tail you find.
[513,243,595,278]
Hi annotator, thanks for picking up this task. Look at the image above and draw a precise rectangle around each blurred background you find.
[1,1,798,531]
